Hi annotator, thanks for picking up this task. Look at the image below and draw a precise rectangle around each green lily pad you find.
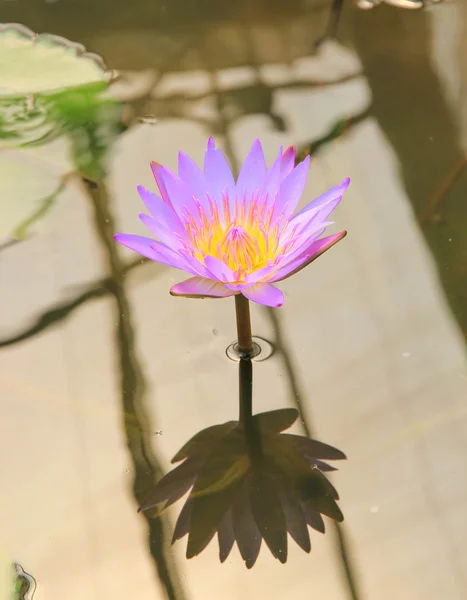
[0,25,124,242]
[0,23,109,98]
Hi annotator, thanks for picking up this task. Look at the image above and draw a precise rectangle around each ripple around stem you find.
[226,336,275,362]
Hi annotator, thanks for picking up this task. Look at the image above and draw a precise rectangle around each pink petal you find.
[272,155,310,224]
[114,233,190,271]
[271,231,347,282]
[241,282,284,307]
[203,138,236,210]
[280,146,296,180]
[236,139,267,196]
[170,277,238,298]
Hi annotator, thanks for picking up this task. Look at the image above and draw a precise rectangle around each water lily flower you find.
[115,138,349,307]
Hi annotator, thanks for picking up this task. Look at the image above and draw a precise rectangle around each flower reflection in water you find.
[139,376,345,568]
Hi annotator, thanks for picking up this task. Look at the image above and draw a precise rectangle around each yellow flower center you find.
[182,196,290,281]
[220,226,257,273]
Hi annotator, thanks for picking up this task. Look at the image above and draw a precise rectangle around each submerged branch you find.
[85,179,187,600]
[0,256,154,348]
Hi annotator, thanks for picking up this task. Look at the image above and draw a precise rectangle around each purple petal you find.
[137,186,187,242]
[115,233,159,260]
[139,213,177,249]
[177,152,209,212]
[271,231,347,282]
[150,161,171,205]
[280,146,296,180]
[170,277,238,298]
[115,233,189,270]
[287,178,350,235]
[260,146,282,203]
[137,185,164,216]
[151,163,199,221]
[224,282,248,291]
[178,251,212,278]
[203,255,235,282]
[272,156,310,224]
[236,139,267,197]
[241,283,284,307]
[275,223,333,267]
[244,263,276,284]
[203,138,236,211]
[147,244,191,272]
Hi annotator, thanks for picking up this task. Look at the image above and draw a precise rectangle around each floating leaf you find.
[0,24,108,97]
[0,24,123,242]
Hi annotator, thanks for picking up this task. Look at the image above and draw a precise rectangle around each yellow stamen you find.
[185,196,288,280]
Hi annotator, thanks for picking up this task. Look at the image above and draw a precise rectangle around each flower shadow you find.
[139,408,345,568]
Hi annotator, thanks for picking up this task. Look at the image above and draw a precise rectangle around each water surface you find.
[1,2,467,599]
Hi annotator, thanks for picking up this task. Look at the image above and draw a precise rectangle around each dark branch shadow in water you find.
[352,5,467,333]
[295,106,371,162]
[0,256,157,348]
[265,307,362,600]
[84,180,187,600]
[315,0,345,47]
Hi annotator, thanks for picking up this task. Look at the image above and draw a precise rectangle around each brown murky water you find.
[1,1,467,599]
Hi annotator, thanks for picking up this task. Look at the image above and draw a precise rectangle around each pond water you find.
[1,2,467,599]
